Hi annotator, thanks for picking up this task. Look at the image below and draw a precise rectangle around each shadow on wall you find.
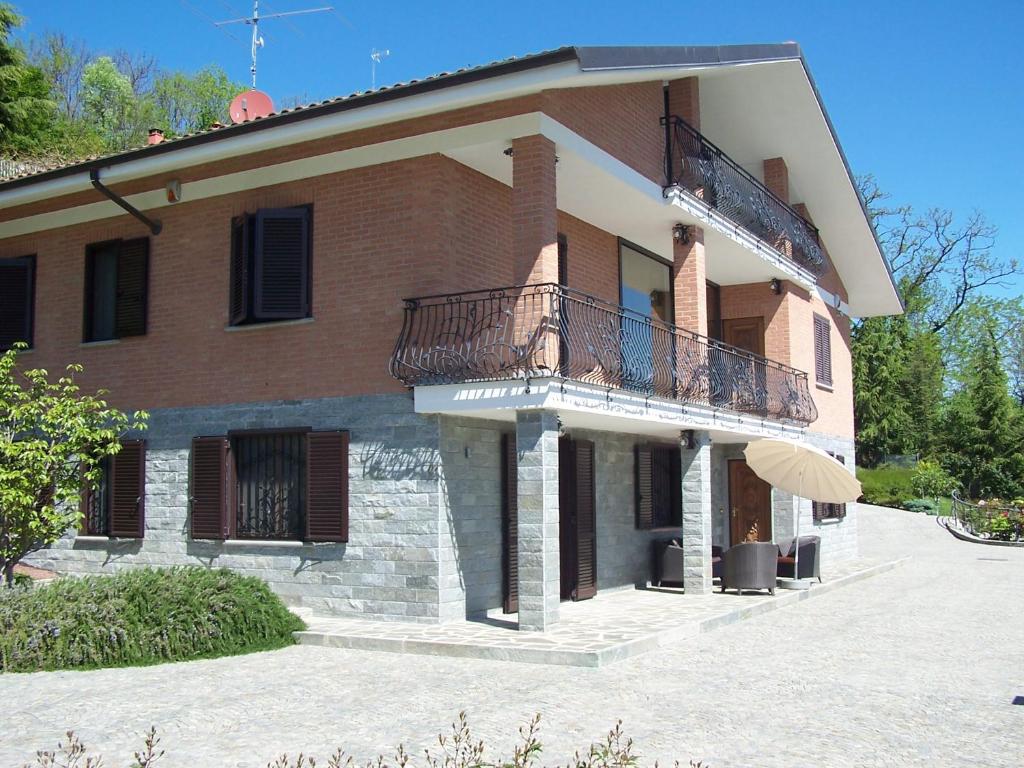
[360,440,439,481]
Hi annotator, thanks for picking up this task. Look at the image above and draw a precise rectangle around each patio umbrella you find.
[743,438,862,586]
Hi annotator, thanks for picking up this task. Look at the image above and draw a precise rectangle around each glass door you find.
[619,242,672,394]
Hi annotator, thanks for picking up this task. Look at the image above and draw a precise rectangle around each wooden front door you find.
[722,316,765,355]
[728,459,772,545]
[559,437,597,601]
[722,317,767,414]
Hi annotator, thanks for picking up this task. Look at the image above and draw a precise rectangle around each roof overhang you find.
[0,43,901,317]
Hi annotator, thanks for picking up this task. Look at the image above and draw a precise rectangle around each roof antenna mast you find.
[216,1,334,88]
[371,48,391,90]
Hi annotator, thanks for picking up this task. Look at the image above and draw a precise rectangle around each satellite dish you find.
[229,89,275,124]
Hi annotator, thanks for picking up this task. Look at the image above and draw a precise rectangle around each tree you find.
[0,345,147,586]
[151,65,243,137]
[80,55,145,150]
[0,3,55,155]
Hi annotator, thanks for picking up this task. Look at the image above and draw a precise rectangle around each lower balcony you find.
[389,284,817,428]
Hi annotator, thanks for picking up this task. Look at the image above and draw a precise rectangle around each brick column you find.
[668,77,700,129]
[512,135,558,285]
[673,227,708,335]
[681,430,713,594]
[515,410,560,631]
[763,157,790,203]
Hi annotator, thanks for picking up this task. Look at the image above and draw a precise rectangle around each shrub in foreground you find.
[23,714,708,768]
[0,567,304,672]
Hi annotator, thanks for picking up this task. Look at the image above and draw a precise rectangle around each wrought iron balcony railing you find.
[390,283,818,426]
[951,493,1023,542]
[662,115,826,276]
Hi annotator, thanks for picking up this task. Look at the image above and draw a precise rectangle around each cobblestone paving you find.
[3,506,1022,768]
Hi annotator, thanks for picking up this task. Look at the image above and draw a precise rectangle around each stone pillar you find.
[515,410,560,631]
[681,430,713,594]
[668,77,700,129]
[673,226,708,335]
[512,135,558,285]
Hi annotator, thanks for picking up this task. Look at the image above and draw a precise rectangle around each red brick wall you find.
[556,211,619,303]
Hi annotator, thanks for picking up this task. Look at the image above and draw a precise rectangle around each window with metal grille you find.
[635,443,682,529]
[232,431,307,539]
[813,313,833,387]
[80,440,146,537]
[812,453,847,520]
[230,206,312,326]
[0,255,35,351]
[83,238,149,342]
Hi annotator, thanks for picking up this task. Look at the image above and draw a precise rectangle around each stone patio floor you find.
[297,556,904,666]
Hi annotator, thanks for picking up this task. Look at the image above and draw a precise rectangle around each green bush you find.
[857,464,915,508]
[0,567,304,673]
[903,498,938,515]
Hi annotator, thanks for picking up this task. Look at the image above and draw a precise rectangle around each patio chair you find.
[720,541,779,595]
[654,540,723,587]
[776,535,822,582]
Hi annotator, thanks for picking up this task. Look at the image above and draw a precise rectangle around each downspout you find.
[89,169,162,235]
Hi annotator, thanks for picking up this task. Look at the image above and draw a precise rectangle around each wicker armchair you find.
[654,540,723,587]
[720,541,779,595]
[777,535,822,582]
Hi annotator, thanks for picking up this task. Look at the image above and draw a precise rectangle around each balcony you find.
[662,116,826,277]
[390,284,818,426]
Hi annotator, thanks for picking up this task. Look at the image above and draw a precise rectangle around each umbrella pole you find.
[794,469,802,581]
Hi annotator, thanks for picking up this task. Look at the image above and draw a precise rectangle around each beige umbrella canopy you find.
[743,437,862,582]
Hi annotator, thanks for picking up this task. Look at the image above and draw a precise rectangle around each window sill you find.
[814,517,844,525]
[80,339,120,348]
[73,535,141,542]
[223,538,306,548]
[224,317,314,333]
[815,381,834,393]
[646,526,684,533]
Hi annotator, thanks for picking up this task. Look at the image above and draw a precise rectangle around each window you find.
[230,206,312,325]
[812,453,847,521]
[190,429,348,542]
[80,440,147,537]
[635,443,682,529]
[0,255,36,351]
[84,238,149,342]
[813,313,833,387]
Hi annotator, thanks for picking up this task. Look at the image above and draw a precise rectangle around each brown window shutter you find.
[305,430,349,542]
[557,233,568,287]
[229,215,250,325]
[191,436,229,539]
[253,207,310,320]
[115,238,149,338]
[814,314,832,385]
[635,444,654,529]
[109,440,146,537]
[501,433,519,614]
[79,463,92,535]
[573,439,597,601]
[0,255,35,351]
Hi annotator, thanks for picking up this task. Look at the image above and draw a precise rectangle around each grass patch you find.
[857,464,915,508]
[0,567,305,673]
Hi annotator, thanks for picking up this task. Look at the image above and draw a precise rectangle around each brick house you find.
[0,44,901,630]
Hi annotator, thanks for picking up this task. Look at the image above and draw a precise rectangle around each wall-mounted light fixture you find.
[503,147,514,157]
[769,278,782,295]
[681,429,696,449]
[165,179,182,204]
[672,223,692,244]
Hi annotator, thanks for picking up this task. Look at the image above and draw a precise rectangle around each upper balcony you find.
[662,115,826,278]
[390,284,818,427]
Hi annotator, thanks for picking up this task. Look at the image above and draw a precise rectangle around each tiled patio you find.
[296,555,905,666]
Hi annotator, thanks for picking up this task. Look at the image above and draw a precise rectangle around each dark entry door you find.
[728,459,772,545]
[722,317,767,413]
[559,437,597,601]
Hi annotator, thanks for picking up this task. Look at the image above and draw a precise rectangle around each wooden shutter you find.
[115,238,149,338]
[254,207,310,320]
[0,255,35,351]
[635,444,654,529]
[109,440,146,537]
[191,436,229,539]
[573,439,597,601]
[812,453,847,520]
[501,433,519,614]
[79,463,93,535]
[557,233,568,286]
[814,314,832,386]
[305,430,349,542]
[229,215,251,325]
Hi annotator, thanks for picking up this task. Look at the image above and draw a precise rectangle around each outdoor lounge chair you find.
[654,540,723,587]
[776,535,822,582]
[720,541,778,595]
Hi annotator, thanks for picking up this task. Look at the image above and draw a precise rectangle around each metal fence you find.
[951,492,1023,542]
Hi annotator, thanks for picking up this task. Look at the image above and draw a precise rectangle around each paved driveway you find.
[3,506,1022,768]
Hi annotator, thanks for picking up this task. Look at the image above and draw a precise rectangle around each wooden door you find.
[722,317,767,414]
[723,317,765,355]
[728,459,772,545]
[559,437,597,601]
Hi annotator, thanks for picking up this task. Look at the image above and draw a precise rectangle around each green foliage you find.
[0,345,148,585]
[911,459,957,501]
[24,713,707,768]
[902,498,938,515]
[0,567,305,672]
[857,464,915,508]
[80,55,147,151]
[0,3,56,154]
[151,65,242,137]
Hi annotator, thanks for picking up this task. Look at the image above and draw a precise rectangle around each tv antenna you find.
[216,1,333,88]
[370,48,390,90]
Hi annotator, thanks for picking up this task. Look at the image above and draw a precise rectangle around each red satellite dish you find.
[229,89,275,124]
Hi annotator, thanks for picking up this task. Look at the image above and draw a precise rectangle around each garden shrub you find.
[903,498,938,515]
[857,464,915,508]
[0,567,304,673]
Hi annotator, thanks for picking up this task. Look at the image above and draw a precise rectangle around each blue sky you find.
[16,0,1024,298]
